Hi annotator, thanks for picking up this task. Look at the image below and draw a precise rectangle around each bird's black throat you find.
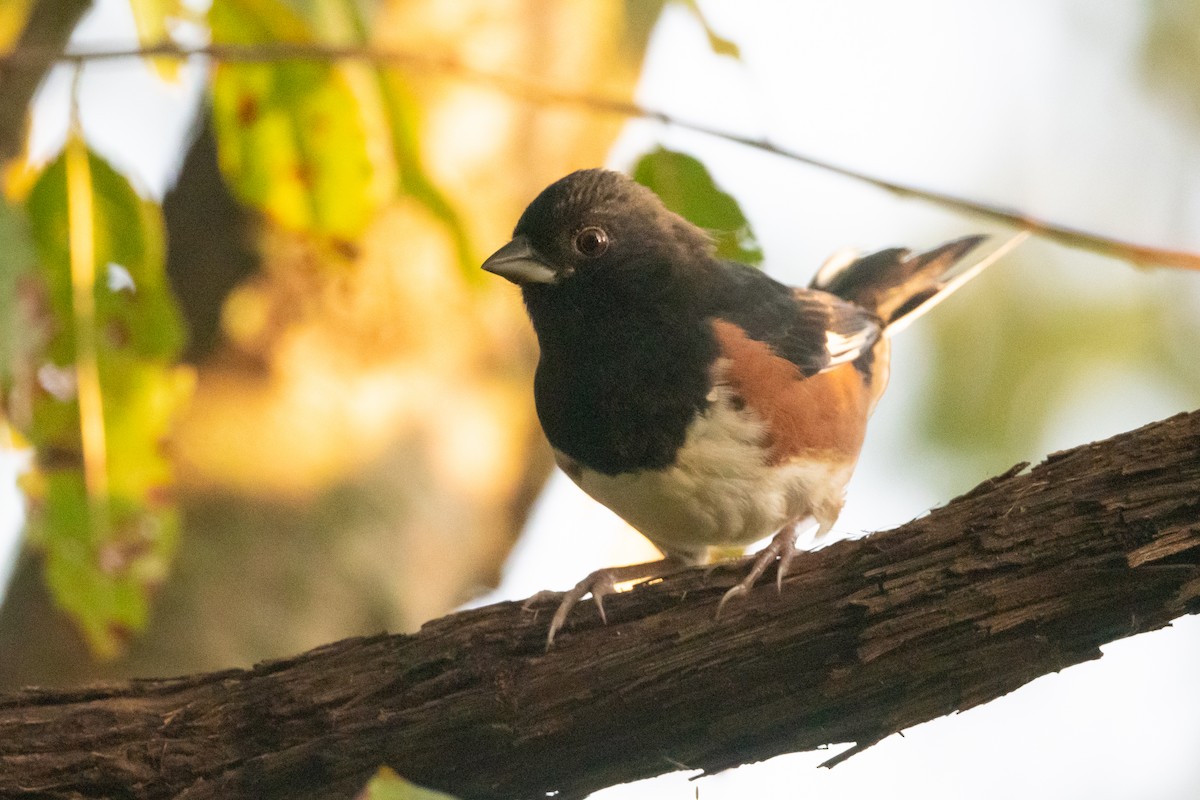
[524,282,717,476]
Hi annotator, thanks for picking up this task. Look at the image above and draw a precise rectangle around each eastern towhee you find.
[484,168,1020,646]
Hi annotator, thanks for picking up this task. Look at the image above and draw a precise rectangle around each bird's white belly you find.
[555,385,855,561]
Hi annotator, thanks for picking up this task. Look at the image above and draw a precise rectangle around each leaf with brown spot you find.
[209,0,379,239]
[21,145,192,659]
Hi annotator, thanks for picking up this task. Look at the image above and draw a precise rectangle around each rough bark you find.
[2,410,1198,800]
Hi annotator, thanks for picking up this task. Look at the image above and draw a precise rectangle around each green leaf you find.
[0,196,35,385]
[632,146,763,265]
[308,0,474,276]
[359,767,461,800]
[27,149,185,363]
[1140,0,1200,128]
[678,0,740,58]
[619,0,668,67]
[208,0,379,240]
[22,145,192,659]
[377,70,475,277]
[209,0,471,266]
[128,0,187,80]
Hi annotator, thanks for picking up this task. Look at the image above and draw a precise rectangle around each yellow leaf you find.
[0,0,34,54]
[128,0,185,81]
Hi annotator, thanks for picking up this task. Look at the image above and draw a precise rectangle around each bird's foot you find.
[531,558,683,650]
[716,526,800,618]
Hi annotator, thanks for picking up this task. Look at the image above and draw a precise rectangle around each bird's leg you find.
[716,518,833,617]
[528,556,688,649]
[716,525,797,617]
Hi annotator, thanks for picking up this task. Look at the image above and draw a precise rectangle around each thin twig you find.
[4,40,1199,270]
[820,738,884,769]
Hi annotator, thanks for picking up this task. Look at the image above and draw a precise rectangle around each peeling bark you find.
[2,410,1198,800]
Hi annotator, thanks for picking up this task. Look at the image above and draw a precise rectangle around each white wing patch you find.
[811,246,862,289]
[823,325,876,368]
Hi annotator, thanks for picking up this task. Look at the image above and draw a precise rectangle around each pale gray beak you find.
[482,235,558,285]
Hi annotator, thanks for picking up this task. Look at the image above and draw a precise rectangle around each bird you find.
[483,168,1021,646]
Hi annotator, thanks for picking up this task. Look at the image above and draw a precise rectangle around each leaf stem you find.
[65,81,108,524]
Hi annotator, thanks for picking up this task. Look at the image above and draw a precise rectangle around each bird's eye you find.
[573,226,609,258]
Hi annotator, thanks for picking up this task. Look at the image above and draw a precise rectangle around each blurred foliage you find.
[27,148,184,361]
[210,0,380,240]
[0,0,34,52]
[311,0,473,275]
[918,251,1200,483]
[621,0,667,58]
[679,0,740,58]
[622,0,738,59]
[378,72,474,276]
[358,767,461,800]
[208,0,468,265]
[0,197,34,386]
[16,142,192,658]
[128,0,188,80]
[1140,0,1200,127]
[632,146,762,265]
[1,0,672,675]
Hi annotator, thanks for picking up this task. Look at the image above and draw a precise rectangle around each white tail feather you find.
[884,231,1030,337]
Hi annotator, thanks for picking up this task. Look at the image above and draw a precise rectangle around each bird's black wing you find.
[706,261,882,377]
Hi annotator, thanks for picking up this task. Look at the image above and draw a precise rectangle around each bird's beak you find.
[482,235,558,285]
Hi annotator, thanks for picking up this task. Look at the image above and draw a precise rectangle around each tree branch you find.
[2,40,1199,271]
[2,410,1198,800]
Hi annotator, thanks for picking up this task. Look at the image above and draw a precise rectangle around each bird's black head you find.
[482,169,723,473]
[482,169,716,309]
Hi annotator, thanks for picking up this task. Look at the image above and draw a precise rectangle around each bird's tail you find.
[811,233,1027,335]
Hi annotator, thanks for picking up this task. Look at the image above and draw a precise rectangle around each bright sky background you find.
[2,1,1198,798]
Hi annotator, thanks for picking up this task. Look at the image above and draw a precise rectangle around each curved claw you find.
[542,557,684,649]
[716,524,803,617]
[547,575,610,650]
[716,581,750,619]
